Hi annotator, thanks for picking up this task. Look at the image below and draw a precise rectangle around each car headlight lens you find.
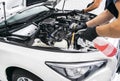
[46,60,106,80]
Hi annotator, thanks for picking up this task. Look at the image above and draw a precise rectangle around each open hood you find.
[0,0,61,23]
[26,0,47,6]
[27,0,61,7]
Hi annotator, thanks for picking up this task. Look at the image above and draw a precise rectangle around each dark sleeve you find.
[106,2,118,18]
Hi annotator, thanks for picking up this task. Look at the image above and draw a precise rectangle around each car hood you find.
[27,0,61,7]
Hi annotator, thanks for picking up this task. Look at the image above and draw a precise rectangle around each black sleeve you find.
[106,2,118,18]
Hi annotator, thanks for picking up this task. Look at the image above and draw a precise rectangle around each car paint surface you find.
[0,0,120,81]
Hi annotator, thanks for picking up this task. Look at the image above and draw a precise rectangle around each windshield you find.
[0,5,49,28]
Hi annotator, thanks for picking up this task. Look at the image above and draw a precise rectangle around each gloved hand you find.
[68,9,84,16]
[87,2,94,8]
[76,27,98,41]
[70,23,87,32]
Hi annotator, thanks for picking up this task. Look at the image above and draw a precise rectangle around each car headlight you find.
[46,60,106,80]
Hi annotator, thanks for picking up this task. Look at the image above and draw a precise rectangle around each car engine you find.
[6,10,97,52]
[31,11,96,51]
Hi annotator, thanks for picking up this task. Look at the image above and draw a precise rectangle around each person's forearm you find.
[96,0,120,38]
[86,10,114,27]
[96,19,120,38]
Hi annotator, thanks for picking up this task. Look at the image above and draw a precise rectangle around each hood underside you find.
[26,0,61,7]
[26,0,47,6]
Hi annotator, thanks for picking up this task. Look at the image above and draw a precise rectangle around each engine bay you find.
[3,10,97,52]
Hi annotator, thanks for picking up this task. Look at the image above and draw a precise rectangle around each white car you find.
[0,0,120,81]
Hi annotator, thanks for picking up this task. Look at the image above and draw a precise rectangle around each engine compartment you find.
[3,10,97,52]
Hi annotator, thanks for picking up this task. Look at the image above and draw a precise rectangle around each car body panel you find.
[0,41,119,81]
[0,0,120,81]
[0,0,26,22]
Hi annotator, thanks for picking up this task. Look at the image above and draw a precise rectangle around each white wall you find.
[56,0,106,15]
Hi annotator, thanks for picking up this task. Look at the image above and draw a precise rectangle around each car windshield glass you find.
[0,5,49,28]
